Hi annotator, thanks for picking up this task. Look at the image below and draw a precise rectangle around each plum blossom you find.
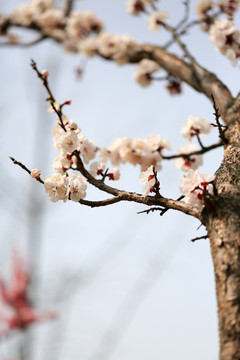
[196,1,214,32]
[31,168,41,179]
[56,131,80,154]
[134,59,160,87]
[210,19,240,66]
[139,165,158,196]
[37,9,65,33]
[174,143,203,172]
[181,116,212,140]
[147,11,169,32]
[66,11,103,40]
[97,33,139,65]
[180,169,215,209]
[44,173,68,202]
[108,168,121,180]
[217,0,240,16]
[125,0,151,16]
[66,172,87,202]
[79,137,96,164]
[89,161,106,177]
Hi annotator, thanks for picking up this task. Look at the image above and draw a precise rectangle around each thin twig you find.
[30,59,67,132]
[162,141,223,160]
[211,94,228,144]
[190,234,208,242]
[9,157,44,184]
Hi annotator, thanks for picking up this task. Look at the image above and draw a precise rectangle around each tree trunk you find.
[204,117,240,359]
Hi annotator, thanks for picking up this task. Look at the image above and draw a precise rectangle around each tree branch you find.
[0,13,234,117]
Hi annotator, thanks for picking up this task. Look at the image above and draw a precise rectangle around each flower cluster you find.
[180,169,215,209]
[8,0,103,51]
[80,33,139,65]
[44,172,87,202]
[210,19,240,66]
[0,248,55,336]
[175,116,212,172]
[125,1,168,32]
[181,115,212,140]
[174,143,203,172]
[98,134,171,171]
[196,1,240,33]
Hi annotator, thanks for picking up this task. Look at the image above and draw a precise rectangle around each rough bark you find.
[203,114,240,359]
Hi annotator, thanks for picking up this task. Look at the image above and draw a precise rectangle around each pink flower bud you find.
[41,69,49,79]
[64,99,72,105]
[31,169,41,179]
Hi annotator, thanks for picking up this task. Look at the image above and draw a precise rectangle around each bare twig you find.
[211,94,228,144]
[190,234,208,242]
[30,59,67,132]
[162,141,223,160]
[137,195,185,216]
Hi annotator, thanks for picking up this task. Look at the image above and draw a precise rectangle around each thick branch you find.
[1,16,234,117]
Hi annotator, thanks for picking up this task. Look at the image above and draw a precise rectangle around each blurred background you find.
[1,0,239,359]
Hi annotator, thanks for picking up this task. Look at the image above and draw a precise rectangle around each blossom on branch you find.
[44,173,68,202]
[181,116,212,140]
[174,143,203,172]
[66,172,87,202]
[125,0,149,16]
[134,59,160,87]
[210,19,240,66]
[139,165,158,196]
[44,172,88,202]
[217,0,240,16]
[180,169,215,209]
[147,11,169,32]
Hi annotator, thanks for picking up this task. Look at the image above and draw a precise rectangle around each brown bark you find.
[203,115,240,359]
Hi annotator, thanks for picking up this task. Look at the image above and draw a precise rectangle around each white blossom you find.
[97,33,139,65]
[31,168,41,179]
[37,9,65,32]
[139,165,156,196]
[56,131,79,154]
[44,173,68,202]
[180,169,215,209]
[134,59,160,87]
[79,137,96,164]
[147,11,169,32]
[89,161,106,177]
[209,19,240,65]
[66,11,103,40]
[110,168,121,180]
[67,172,87,202]
[125,0,150,16]
[174,143,203,172]
[181,116,212,140]
[144,134,171,152]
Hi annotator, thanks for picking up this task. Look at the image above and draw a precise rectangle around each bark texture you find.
[203,116,240,359]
